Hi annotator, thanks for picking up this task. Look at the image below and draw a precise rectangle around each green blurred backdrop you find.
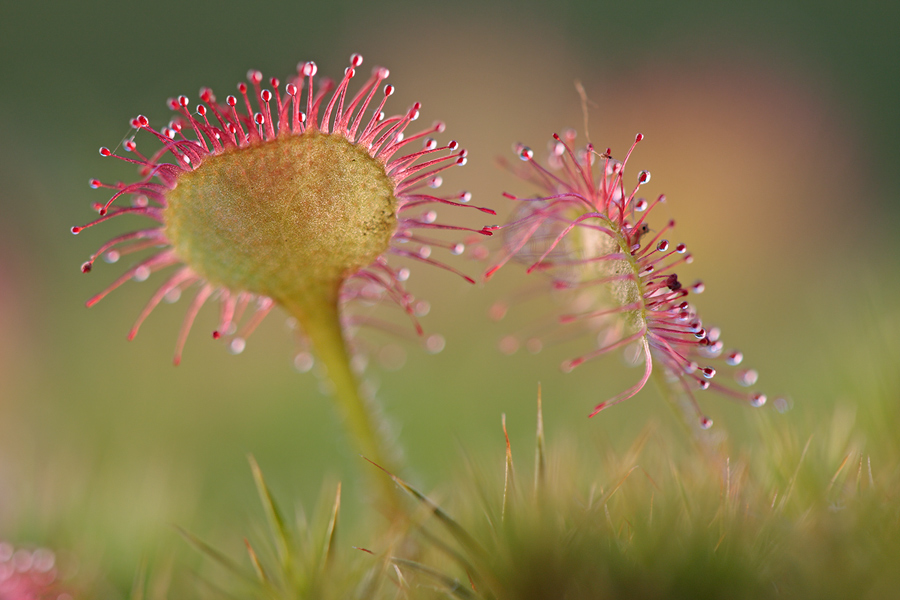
[1,0,898,594]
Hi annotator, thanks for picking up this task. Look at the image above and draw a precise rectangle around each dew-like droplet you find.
[499,335,519,355]
[423,210,437,223]
[460,191,472,203]
[736,368,758,387]
[489,302,508,321]
[133,266,151,282]
[229,338,246,354]
[750,393,767,407]
[104,250,120,264]
[526,338,543,354]
[414,300,430,316]
[700,416,713,429]
[451,243,465,255]
[164,288,181,303]
[418,246,432,259]
[294,352,314,373]
[397,267,410,282]
[726,350,743,366]
[676,243,687,253]
[516,144,533,161]
[635,198,648,212]
[774,396,792,413]
[350,353,368,374]
[425,334,445,354]
[638,170,651,185]
[657,239,669,252]
[691,281,705,294]
[702,367,716,379]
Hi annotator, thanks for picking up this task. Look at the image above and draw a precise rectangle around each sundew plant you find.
[486,131,769,427]
[75,54,494,511]
[56,54,900,598]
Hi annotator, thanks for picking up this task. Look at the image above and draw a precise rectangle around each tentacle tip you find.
[588,402,608,418]
[80,262,92,273]
[212,330,221,340]
[560,358,582,373]
[484,265,501,281]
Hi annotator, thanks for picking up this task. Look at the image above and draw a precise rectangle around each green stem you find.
[284,294,403,514]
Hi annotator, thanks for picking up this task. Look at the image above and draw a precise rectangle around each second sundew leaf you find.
[488,130,774,429]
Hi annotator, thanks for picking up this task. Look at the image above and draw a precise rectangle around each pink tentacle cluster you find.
[489,131,767,427]
[76,54,494,364]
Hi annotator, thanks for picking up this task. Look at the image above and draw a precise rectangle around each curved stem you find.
[283,293,404,515]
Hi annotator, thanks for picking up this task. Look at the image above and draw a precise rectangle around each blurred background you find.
[1,0,898,594]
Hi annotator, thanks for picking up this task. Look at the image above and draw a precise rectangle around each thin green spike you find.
[392,558,478,599]
[248,455,291,568]
[501,413,515,523]
[534,383,545,496]
[175,526,257,586]
[363,457,489,560]
[321,482,342,572]
[243,538,270,585]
